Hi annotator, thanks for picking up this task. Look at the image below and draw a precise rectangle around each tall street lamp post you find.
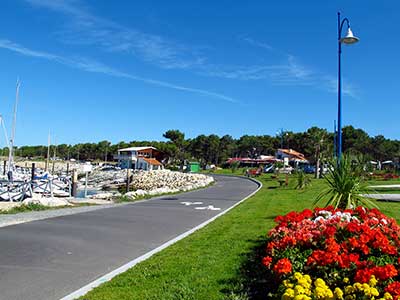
[337,12,359,159]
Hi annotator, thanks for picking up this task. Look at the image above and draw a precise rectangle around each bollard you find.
[72,169,78,197]
[126,168,131,193]
[31,163,35,188]
[84,171,88,198]
[66,163,69,176]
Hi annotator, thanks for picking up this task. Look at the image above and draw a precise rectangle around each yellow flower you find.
[343,278,349,284]
[383,292,393,300]
[282,288,295,300]
[369,275,378,287]
[371,288,379,297]
[294,295,312,300]
[284,280,294,288]
[314,278,327,288]
[344,285,354,294]
[353,282,362,291]
[294,285,306,295]
[298,278,311,289]
[282,292,293,300]
[334,287,344,299]
[304,274,312,284]
[294,272,303,281]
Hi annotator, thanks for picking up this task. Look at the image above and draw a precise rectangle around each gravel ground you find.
[0,202,126,228]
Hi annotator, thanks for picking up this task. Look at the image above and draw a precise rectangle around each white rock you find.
[91,192,114,200]
[22,196,72,207]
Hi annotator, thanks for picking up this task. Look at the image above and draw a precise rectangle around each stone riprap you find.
[85,169,214,200]
[0,170,213,210]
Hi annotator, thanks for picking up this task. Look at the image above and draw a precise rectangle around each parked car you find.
[264,164,274,173]
[302,165,316,174]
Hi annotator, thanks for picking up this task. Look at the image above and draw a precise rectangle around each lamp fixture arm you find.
[339,17,351,39]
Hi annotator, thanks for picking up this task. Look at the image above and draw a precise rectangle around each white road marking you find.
[59,177,262,300]
[180,201,203,206]
[194,205,221,211]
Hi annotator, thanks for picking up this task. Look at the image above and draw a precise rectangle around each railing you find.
[113,154,132,160]
[0,176,72,202]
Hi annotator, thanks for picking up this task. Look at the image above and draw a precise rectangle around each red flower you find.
[385,281,400,298]
[273,258,292,276]
[262,256,272,268]
[264,206,400,294]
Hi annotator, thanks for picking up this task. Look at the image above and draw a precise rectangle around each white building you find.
[114,146,163,170]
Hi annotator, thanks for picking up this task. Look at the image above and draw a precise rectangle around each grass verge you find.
[0,202,96,215]
[79,176,400,300]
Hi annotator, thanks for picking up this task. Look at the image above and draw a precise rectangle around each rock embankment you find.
[123,170,214,199]
[88,170,214,200]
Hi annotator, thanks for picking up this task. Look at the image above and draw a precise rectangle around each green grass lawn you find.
[79,175,400,300]
[367,178,400,186]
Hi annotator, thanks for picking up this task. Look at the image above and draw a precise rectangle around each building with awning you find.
[276,149,309,163]
[226,156,281,167]
[114,146,164,170]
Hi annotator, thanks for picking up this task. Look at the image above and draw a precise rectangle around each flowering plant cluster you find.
[262,206,400,299]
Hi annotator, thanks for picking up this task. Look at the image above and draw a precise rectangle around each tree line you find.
[4,126,400,167]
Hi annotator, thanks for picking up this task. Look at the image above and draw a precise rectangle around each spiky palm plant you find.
[314,155,377,209]
[295,170,312,190]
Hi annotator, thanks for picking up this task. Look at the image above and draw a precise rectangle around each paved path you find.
[369,184,400,189]
[364,194,400,201]
[0,175,259,300]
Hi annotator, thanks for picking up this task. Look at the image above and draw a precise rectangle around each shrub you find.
[230,161,240,173]
[314,155,375,209]
[262,206,400,299]
[295,171,312,190]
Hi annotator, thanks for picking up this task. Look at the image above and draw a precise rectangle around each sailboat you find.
[6,79,21,181]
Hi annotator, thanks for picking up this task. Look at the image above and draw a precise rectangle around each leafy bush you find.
[230,161,240,173]
[262,206,400,299]
[295,171,312,190]
[315,155,375,209]
[1,203,49,214]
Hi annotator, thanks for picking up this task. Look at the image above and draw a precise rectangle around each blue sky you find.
[0,0,399,145]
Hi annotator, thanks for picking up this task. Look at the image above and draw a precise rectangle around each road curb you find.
[59,175,262,300]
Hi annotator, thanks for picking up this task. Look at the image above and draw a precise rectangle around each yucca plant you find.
[230,161,240,173]
[314,154,377,209]
[295,170,312,190]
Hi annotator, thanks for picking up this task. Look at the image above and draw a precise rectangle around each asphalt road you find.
[0,175,259,300]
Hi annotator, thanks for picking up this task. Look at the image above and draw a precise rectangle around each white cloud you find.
[198,55,313,84]
[24,0,205,70]
[0,39,238,103]
[23,0,359,99]
[242,37,274,51]
[324,76,359,99]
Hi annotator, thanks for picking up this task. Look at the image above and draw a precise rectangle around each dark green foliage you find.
[315,155,376,209]
[8,126,400,168]
[295,171,312,190]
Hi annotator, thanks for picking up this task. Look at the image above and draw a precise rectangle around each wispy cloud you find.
[24,0,205,70]
[198,55,313,84]
[324,76,359,99]
[0,39,238,103]
[242,37,274,51]
[23,0,359,99]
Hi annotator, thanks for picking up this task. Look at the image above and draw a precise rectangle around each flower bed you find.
[262,206,400,299]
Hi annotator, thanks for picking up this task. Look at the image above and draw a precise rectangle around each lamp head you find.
[340,27,359,44]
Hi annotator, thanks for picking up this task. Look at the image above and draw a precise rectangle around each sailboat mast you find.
[8,80,21,172]
[46,131,50,172]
